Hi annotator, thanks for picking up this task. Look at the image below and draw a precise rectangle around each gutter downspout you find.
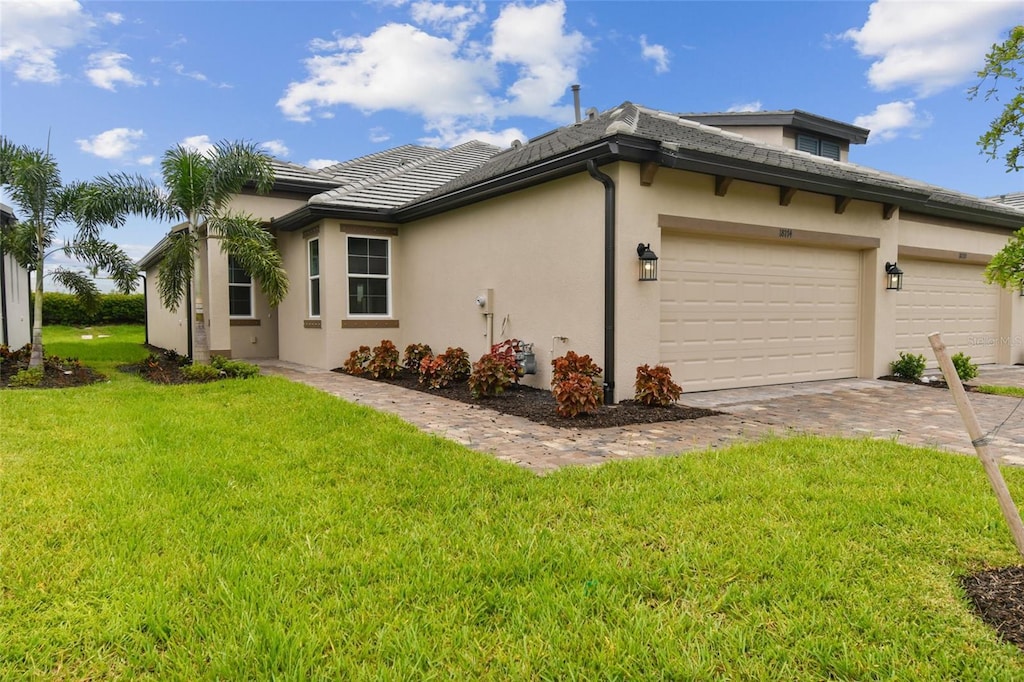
[139,274,148,346]
[586,160,615,405]
[187,279,193,359]
[1,250,8,346]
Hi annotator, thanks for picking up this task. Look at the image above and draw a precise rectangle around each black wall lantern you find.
[885,261,903,291]
[637,243,659,281]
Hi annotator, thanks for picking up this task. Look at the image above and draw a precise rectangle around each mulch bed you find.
[331,367,719,429]
[1,346,105,389]
[961,566,1024,651]
[118,347,194,384]
[878,375,976,391]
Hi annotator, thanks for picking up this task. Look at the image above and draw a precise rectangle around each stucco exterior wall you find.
[144,260,189,355]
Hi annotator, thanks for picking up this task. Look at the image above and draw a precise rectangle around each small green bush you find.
[342,345,372,375]
[8,366,44,387]
[890,352,926,381]
[210,355,260,379]
[181,363,224,382]
[951,352,979,383]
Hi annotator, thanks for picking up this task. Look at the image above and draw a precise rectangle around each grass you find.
[978,384,1024,398]
[2,325,1024,679]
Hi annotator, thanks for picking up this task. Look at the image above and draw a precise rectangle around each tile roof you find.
[408,102,1024,223]
[269,160,341,188]
[308,141,501,209]
[991,192,1024,211]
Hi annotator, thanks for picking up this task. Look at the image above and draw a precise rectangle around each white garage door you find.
[660,235,861,392]
[894,258,1000,365]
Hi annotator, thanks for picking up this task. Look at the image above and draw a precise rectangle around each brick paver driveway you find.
[258,361,1024,474]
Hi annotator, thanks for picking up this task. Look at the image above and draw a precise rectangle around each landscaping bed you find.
[961,566,1024,651]
[332,367,719,429]
[0,344,105,389]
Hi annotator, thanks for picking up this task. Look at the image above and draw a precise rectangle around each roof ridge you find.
[319,144,440,176]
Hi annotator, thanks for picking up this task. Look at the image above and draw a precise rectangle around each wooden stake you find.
[928,332,1024,559]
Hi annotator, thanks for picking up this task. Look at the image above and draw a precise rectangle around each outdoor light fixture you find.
[637,243,659,281]
[885,261,903,291]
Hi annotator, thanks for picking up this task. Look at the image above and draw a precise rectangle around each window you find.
[228,256,253,317]
[796,133,841,161]
[308,238,320,318]
[347,236,390,316]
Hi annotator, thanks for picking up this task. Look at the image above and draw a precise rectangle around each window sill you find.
[342,319,399,329]
[304,319,322,329]
[230,318,260,326]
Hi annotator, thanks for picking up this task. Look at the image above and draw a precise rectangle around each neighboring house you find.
[1,203,31,349]
[139,102,1024,399]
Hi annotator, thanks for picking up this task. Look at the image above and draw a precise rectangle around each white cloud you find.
[410,1,485,43]
[489,1,587,118]
[853,100,932,143]
[137,155,155,166]
[307,158,341,170]
[727,100,762,113]
[841,0,1021,96]
[279,0,586,141]
[76,127,145,159]
[0,0,94,83]
[104,12,123,25]
[369,127,392,143]
[639,35,669,74]
[172,61,208,82]
[180,135,215,155]
[259,139,290,157]
[419,121,525,148]
[85,51,144,91]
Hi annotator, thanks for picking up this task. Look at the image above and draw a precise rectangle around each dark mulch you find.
[1,346,105,389]
[960,566,1024,651]
[119,347,193,384]
[878,375,975,391]
[331,367,719,429]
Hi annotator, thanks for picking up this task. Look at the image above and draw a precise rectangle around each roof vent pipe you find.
[572,84,581,124]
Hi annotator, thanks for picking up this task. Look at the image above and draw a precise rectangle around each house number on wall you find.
[778,228,793,238]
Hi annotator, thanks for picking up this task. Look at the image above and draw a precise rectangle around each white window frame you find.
[227,256,254,319]
[346,235,391,318]
[307,237,321,319]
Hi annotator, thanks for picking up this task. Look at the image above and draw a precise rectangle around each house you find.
[1,203,31,349]
[139,101,1024,400]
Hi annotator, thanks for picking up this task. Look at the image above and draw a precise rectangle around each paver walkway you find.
[257,360,1024,474]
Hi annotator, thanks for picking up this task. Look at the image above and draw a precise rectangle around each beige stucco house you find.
[138,102,1024,401]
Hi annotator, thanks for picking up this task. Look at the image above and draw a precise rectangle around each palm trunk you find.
[192,226,210,364]
[28,225,44,368]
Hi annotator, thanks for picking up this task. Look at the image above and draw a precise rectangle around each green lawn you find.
[978,384,1024,398]
[2,326,1023,679]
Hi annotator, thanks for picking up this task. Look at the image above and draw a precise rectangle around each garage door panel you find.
[894,258,999,365]
[660,236,860,391]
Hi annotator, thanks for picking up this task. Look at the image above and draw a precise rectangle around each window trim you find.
[307,237,321,319]
[346,234,392,318]
[227,255,254,319]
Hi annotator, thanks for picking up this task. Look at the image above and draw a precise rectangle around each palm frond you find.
[73,173,176,240]
[156,230,198,312]
[209,213,288,307]
[65,238,140,294]
[50,268,101,314]
[162,145,212,220]
[206,140,275,209]
[0,220,39,270]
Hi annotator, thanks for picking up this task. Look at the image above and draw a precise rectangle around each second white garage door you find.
[894,258,1000,365]
[660,235,861,392]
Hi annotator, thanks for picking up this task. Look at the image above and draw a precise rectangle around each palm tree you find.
[139,140,287,364]
[92,137,288,360]
[0,136,162,367]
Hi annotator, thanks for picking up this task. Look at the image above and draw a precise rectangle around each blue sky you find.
[1,0,1022,271]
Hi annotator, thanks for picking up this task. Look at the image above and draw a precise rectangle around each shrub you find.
[368,340,400,379]
[1,343,31,365]
[182,363,224,382]
[37,292,145,325]
[634,364,682,406]
[551,351,603,418]
[418,347,470,389]
[469,353,516,398]
[403,343,432,375]
[951,352,979,383]
[8,366,43,387]
[211,355,260,379]
[891,351,926,381]
[342,345,372,375]
[490,339,525,384]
